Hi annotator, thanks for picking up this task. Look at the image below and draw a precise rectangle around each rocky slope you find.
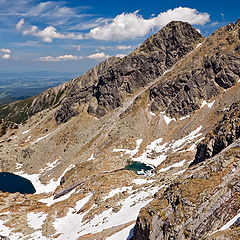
[0,20,240,240]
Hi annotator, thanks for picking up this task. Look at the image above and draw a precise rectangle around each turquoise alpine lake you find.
[0,172,36,194]
[125,161,153,175]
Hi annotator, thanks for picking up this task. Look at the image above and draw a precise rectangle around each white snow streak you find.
[106,223,135,240]
[103,187,132,201]
[27,212,47,230]
[22,129,31,134]
[159,160,186,172]
[31,132,52,144]
[213,212,240,234]
[113,139,143,157]
[207,100,215,109]
[196,43,202,48]
[15,164,75,194]
[133,178,154,185]
[200,100,215,109]
[200,100,208,108]
[179,115,190,121]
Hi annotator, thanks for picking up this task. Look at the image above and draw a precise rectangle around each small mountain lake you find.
[125,161,153,175]
[0,172,36,194]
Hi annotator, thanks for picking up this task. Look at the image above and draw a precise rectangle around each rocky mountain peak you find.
[54,21,203,122]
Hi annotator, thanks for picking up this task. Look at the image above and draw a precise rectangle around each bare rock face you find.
[55,21,202,121]
[0,236,10,240]
[192,101,240,165]
[131,19,240,240]
[150,21,240,118]
[132,145,240,240]
[91,21,202,118]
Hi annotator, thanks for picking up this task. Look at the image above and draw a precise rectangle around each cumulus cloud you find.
[38,55,83,62]
[17,19,83,43]
[87,7,210,41]
[2,54,10,59]
[115,54,126,58]
[88,52,109,59]
[1,48,11,53]
[116,45,132,50]
[1,48,11,59]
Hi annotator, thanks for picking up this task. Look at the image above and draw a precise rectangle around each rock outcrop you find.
[130,19,240,240]
[192,101,240,165]
[150,21,240,118]
[132,140,240,240]
[55,21,203,121]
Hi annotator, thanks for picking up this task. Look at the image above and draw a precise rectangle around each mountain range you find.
[0,19,240,240]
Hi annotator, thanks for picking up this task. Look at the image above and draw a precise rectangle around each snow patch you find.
[75,186,161,238]
[200,99,216,109]
[31,132,52,144]
[212,212,240,234]
[0,217,24,240]
[163,114,176,125]
[172,126,202,152]
[173,169,186,175]
[25,135,31,142]
[39,158,61,174]
[15,162,23,170]
[22,129,31,134]
[179,115,190,121]
[133,178,154,185]
[132,126,202,167]
[54,186,162,239]
[53,194,93,240]
[200,100,208,108]
[88,154,95,161]
[149,111,156,116]
[208,100,215,109]
[27,212,47,230]
[40,188,76,206]
[103,186,132,201]
[15,164,75,194]
[106,223,135,240]
[196,43,202,48]
[113,139,143,157]
[159,160,186,172]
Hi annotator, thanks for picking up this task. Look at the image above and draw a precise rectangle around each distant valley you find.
[0,71,81,105]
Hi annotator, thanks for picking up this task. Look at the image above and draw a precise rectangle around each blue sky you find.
[0,0,239,73]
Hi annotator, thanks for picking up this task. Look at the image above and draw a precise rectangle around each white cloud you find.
[115,54,126,58]
[16,18,24,30]
[2,54,10,59]
[70,45,81,51]
[1,48,11,53]
[38,55,83,62]
[69,17,112,31]
[87,7,210,41]
[1,48,11,59]
[18,19,83,43]
[16,40,39,46]
[116,45,132,50]
[88,52,109,59]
